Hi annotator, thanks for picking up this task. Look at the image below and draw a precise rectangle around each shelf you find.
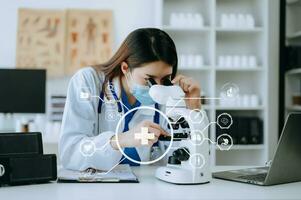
[178,66,212,71]
[159,0,269,166]
[216,27,263,33]
[286,0,301,6]
[216,145,265,151]
[215,67,263,71]
[286,105,301,111]
[163,26,211,32]
[286,68,301,75]
[286,30,301,40]
[215,106,264,111]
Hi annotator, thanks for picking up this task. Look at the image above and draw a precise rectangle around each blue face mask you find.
[126,72,156,105]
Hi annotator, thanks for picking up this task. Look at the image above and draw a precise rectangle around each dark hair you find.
[93,28,178,91]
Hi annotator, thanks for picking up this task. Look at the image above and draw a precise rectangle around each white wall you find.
[0,0,156,68]
[0,0,156,96]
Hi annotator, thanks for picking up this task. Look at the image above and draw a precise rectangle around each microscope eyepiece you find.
[146,78,157,87]
[162,78,173,86]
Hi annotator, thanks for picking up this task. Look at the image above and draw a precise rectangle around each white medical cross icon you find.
[134,127,155,145]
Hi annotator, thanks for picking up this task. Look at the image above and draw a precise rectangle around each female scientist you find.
[59,28,203,171]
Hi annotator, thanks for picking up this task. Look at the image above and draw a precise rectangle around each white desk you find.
[0,166,300,200]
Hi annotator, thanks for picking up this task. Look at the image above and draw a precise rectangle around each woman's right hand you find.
[110,120,169,150]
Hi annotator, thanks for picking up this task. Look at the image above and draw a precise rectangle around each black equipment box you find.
[0,132,43,156]
[0,154,57,185]
[0,132,57,186]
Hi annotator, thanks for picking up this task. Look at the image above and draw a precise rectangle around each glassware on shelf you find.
[179,54,205,69]
[220,13,255,29]
[169,12,204,28]
[217,55,258,69]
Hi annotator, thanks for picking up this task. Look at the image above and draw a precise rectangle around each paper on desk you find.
[58,164,138,182]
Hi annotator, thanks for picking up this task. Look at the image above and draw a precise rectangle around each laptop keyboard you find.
[238,173,267,182]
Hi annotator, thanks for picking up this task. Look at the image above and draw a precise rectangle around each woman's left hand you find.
[172,74,201,109]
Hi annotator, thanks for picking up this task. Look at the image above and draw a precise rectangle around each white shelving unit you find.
[155,0,270,166]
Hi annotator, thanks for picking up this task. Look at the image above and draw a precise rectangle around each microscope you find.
[148,79,211,184]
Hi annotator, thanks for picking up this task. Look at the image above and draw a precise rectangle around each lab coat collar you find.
[111,76,121,99]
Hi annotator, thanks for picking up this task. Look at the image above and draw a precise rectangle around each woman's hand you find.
[110,120,169,150]
[172,74,201,110]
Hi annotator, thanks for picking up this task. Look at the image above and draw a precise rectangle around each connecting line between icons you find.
[114,99,130,112]
[81,139,130,175]
[170,116,187,125]
[91,95,105,103]
[94,140,111,151]
[169,137,216,147]
[182,148,191,156]
[90,95,130,112]
[203,137,216,145]
[200,121,217,133]
[102,157,126,175]
[166,97,221,116]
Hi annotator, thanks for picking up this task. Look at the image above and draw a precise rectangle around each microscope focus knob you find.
[167,147,190,165]
[173,148,190,161]
[168,156,181,165]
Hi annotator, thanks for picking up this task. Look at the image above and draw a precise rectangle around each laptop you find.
[213,113,301,186]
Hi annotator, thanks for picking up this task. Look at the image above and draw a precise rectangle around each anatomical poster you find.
[16,9,66,77]
[16,9,113,77]
[65,10,113,75]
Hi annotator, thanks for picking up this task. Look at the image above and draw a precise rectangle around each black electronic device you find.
[0,154,57,185]
[213,113,301,186]
[0,132,43,156]
[0,132,57,186]
[216,116,263,145]
[0,68,46,113]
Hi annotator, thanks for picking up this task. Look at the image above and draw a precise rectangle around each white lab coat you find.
[59,67,168,171]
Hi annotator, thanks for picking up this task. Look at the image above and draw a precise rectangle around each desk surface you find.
[0,166,300,200]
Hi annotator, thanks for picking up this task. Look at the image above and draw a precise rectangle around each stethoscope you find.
[97,79,160,166]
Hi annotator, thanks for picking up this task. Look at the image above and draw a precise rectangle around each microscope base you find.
[155,166,211,184]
